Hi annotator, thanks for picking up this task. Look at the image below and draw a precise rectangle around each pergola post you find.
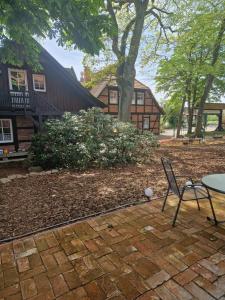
[216,110,224,131]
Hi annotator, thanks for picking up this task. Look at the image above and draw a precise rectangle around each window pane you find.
[143,117,150,129]
[0,119,13,143]
[132,92,136,104]
[33,74,46,91]
[3,128,11,134]
[10,70,26,91]
[137,92,144,105]
[109,90,118,104]
[4,133,12,141]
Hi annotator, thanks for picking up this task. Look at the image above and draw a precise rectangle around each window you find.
[109,90,118,104]
[143,117,150,129]
[0,119,13,143]
[132,92,136,104]
[137,92,145,105]
[8,69,28,91]
[33,74,46,92]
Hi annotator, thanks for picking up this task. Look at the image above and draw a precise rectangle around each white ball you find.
[144,187,153,198]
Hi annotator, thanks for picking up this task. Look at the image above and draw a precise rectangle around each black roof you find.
[40,47,105,109]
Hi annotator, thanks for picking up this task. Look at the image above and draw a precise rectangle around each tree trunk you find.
[117,64,135,121]
[176,96,186,138]
[116,0,149,122]
[187,109,193,135]
[195,74,215,136]
[195,18,225,137]
[187,95,193,135]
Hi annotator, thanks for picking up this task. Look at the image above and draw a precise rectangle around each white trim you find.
[32,74,46,92]
[8,68,28,91]
[143,117,150,129]
[0,119,14,144]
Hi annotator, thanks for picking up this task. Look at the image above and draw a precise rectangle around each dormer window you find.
[137,92,145,105]
[33,74,46,92]
[8,69,28,91]
[109,90,118,104]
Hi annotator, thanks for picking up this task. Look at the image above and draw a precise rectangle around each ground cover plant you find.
[30,108,157,170]
[1,142,225,239]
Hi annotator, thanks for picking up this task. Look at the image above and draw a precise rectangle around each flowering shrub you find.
[30,108,158,169]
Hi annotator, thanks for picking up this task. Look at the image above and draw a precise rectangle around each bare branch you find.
[151,6,173,15]
[150,10,169,42]
[119,3,174,59]
[154,27,162,52]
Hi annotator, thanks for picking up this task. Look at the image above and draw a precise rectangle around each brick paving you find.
[1,193,225,299]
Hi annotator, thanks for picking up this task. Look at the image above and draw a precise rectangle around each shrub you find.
[30,108,157,169]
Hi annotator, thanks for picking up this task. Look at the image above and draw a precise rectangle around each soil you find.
[1,142,225,240]
[0,161,28,179]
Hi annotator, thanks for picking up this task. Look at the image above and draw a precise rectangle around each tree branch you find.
[151,6,173,15]
[106,0,121,58]
[120,7,155,57]
[127,0,149,66]
[120,17,136,56]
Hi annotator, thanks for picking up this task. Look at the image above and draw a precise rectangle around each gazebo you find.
[184,103,225,131]
[203,103,225,131]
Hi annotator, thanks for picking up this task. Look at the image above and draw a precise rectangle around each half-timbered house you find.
[90,76,163,134]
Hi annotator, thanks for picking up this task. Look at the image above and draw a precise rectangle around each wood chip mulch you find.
[1,142,225,240]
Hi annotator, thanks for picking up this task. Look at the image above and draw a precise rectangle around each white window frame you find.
[136,91,145,105]
[32,74,46,92]
[8,68,28,91]
[109,90,118,104]
[143,117,150,129]
[0,119,13,143]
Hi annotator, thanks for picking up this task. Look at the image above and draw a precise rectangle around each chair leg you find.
[172,197,182,226]
[196,199,201,211]
[193,188,200,210]
[208,195,218,225]
[162,187,170,212]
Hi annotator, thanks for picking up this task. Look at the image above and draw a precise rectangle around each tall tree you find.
[195,16,225,136]
[156,1,225,137]
[162,93,183,136]
[84,0,176,121]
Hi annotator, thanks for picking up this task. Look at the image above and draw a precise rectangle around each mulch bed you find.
[1,142,225,240]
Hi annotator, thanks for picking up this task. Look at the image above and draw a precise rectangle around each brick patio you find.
[1,193,225,300]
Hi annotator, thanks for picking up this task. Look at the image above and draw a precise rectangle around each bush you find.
[30,108,158,169]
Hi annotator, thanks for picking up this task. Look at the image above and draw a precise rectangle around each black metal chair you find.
[161,157,217,226]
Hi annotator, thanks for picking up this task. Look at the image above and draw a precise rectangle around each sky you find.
[40,38,225,105]
[40,38,162,101]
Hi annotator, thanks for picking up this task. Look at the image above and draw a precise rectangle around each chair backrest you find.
[161,157,180,197]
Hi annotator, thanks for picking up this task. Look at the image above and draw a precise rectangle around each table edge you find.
[202,174,225,195]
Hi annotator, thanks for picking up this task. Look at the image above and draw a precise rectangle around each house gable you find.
[90,76,163,134]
